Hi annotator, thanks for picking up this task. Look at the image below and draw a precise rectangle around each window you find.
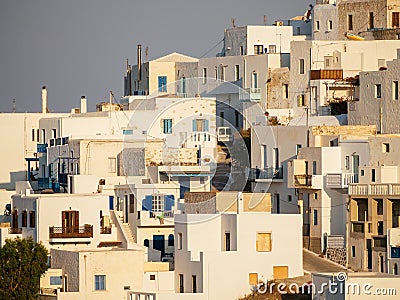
[137,211,140,219]
[393,81,399,100]
[178,233,183,250]
[94,275,106,291]
[179,274,184,293]
[348,14,353,30]
[361,169,365,176]
[235,110,239,127]
[296,144,302,155]
[254,45,263,55]
[371,169,376,182]
[352,246,356,257]
[269,45,276,53]
[383,143,390,153]
[32,129,35,141]
[252,72,258,89]
[108,157,116,173]
[328,20,333,31]
[249,273,258,285]
[225,232,231,251]
[256,232,272,252]
[313,209,318,226]
[214,66,218,80]
[129,194,135,214]
[283,84,289,99]
[240,45,244,55]
[369,12,374,29]
[314,193,318,200]
[22,210,27,227]
[377,199,383,215]
[393,12,400,28]
[50,276,62,285]
[152,194,164,212]
[52,129,57,139]
[375,84,382,98]
[299,59,305,74]
[288,195,292,202]
[144,239,149,247]
[298,94,306,107]
[122,129,133,135]
[315,21,320,31]
[192,119,209,132]
[29,211,35,228]
[158,76,167,92]
[192,275,197,293]
[202,68,207,84]
[42,129,46,143]
[312,161,317,175]
[168,234,174,246]
[150,275,156,280]
[163,119,173,134]
[345,156,350,170]
[235,65,240,81]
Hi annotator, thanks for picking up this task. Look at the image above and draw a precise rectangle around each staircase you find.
[122,222,135,244]
[110,210,136,249]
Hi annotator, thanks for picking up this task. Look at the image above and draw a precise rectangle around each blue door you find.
[153,235,165,257]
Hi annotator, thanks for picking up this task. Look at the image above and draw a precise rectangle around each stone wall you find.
[326,247,347,266]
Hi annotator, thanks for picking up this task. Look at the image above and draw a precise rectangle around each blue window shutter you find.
[109,196,114,210]
[165,195,175,211]
[192,119,197,131]
[142,195,152,211]
[204,119,209,132]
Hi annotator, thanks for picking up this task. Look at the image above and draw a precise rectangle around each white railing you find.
[326,173,357,188]
[349,183,400,195]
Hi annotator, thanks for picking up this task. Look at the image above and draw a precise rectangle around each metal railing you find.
[100,227,112,234]
[294,174,312,187]
[149,211,174,219]
[49,225,93,238]
[8,227,22,234]
[249,167,284,180]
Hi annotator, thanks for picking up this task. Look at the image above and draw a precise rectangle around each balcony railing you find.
[8,228,22,234]
[249,167,284,181]
[294,175,312,187]
[310,69,343,80]
[349,183,400,196]
[239,88,261,102]
[100,227,112,234]
[326,173,358,188]
[49,225,93,238]
[149,211,174,219]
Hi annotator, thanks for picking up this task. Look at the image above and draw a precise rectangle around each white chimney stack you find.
[80,96,87,113]
[42,86,48,114]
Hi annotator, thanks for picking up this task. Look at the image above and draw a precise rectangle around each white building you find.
[312,0,339,41]
[388,228,400,276]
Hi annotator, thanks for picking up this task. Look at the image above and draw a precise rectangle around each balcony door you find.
[352,155,359,183]
[62,211,79,232]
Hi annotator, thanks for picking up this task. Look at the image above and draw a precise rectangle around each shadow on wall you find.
[0,170,27,190]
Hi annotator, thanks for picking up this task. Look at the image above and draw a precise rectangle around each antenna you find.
[145,46,149,62]
[264,15,267,26]
[12,98,16,113]
[231,18,236,28]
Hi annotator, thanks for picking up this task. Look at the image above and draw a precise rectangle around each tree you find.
[0,237,48,300]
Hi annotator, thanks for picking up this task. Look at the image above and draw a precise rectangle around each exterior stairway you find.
[110,210,137,249]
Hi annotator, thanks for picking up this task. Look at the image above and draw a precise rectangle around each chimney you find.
[41,86,48,114]
[80,96,87,113]
[137,44,142,81]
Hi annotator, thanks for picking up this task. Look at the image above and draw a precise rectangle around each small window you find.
[377,199,383,215]
[50,276,62,285]
[298,94,306,107]
[254,45,264,55]
[179,274,184,293]
[393,81,399,100]
[372,169,376,182]
[393,12,400,28]
[152,194,164,212]
[314,193,318,200]
[375,84,382,98]
[225,232,231,251]
[21,211,27,227]
[313,209,318,226]
[383,143,390,153]
[150,275,156,280]
[296,144,302,155]
[351,246,356,257]
[345,156,350,170]
[283,84,289,99]
[163,119,173,134]
[315,21,320,31]
[312,161,317,175]
[235,65,240,81]
[249,273,258,285]
[32,129,36,142]
[328,20,333,31]
[29,211,36,228]
[144,239,149,247]
[178,233,183,250]
[52,129,57,139]
[348,14,353,31]
[192,275,197,293]
[240,45,244,55]
[361,170,365,176]
[122,129,133,135]
[299,59,305,74]
[269,45,276,53]
[369,12,374,29]
[256,232,272,252]
[108,158,116,173]
[288,195,292,202]
[94,275,106,291]
[202,68,207,84]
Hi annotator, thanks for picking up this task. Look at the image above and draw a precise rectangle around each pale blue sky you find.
[0,0,311,112]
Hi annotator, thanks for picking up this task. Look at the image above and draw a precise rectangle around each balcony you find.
[293,174,323,190]
[310,69,343,80]
[349,183,400,196]
[8,227,22,234]
[249,167,284,182]
[100,227,112,234]
[37,143,48,153]
[239,88,261,102]
[326,173,358,189]
[49,225,93,239]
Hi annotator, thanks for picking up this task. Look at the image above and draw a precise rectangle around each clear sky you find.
[0,0,312,113]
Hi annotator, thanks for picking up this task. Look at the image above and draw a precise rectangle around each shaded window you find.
[254,45,263,55]
[94,275,106,291]
[225,232,231,251]
[202,68,207,84]
[163,119,173,134]
[313,209,318,226]
[29,211,36,228]
[179,274,184,293]
[393,81,399,100]
[283,84,289,99]
[375,84,382,98]
[348,15,353,30]
[168,234,174,246]
[144,239,149,247]
[369,12,374,29]
[22,211,27,227]
[315,21,320,31]
[328,20,333,31]
[192,275,197,293]
[129,194,135,214]
[235,65,240,81]
[393,12,400,28]
[299,59,305,74]
[383,143,390,153]
[352,246,356,257]
[256,233,272,252]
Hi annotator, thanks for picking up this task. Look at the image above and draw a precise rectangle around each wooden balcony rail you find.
[100,227,112,234]
[8,228,22,234]
[310,69,343,80]
[49,225,93,238]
